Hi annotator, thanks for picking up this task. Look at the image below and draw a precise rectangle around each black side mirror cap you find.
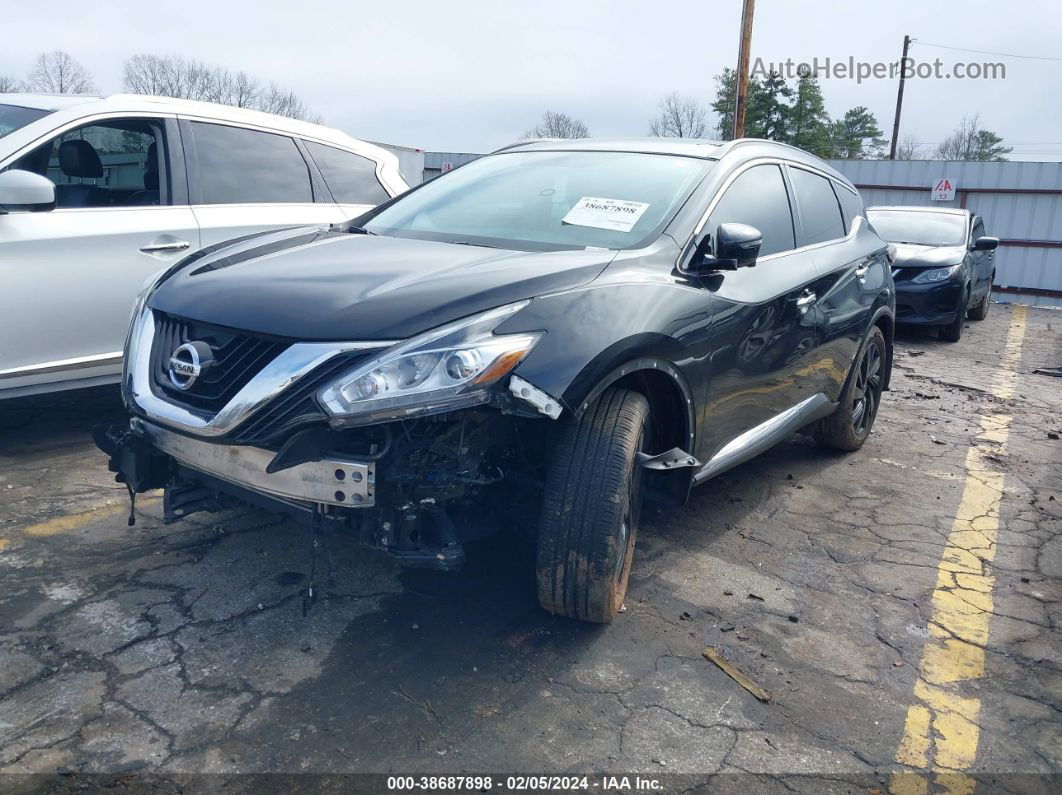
[972,235,999,251]
[693,222,763,272]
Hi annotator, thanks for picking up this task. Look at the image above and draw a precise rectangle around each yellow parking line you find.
[891,305,1027,795]
[17,496,160,538]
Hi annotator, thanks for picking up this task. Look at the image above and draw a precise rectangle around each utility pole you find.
[732,0,755,139]
[889,34,912,159]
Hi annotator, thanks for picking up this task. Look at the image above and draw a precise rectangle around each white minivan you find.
[0,94,409,399]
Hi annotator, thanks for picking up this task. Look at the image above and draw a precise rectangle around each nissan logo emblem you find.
[168,341,215,390]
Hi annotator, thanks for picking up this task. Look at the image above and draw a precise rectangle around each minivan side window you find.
[789,167,845,245]
[6,118,166,209]
[305,141,389,205]
[708,164,795,257]
[190,122,313,205]
[834,183,864,234]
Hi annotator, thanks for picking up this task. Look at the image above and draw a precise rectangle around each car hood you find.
[891,243,966,269]
[149,226,615,340]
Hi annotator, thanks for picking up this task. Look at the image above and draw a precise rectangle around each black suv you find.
[97,138,895,623]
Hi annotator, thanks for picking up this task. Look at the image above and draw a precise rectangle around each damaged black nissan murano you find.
[97,138,895,623]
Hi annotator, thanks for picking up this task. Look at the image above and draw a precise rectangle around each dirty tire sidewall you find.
[968,283,991,321]
[940,285,968,342]
[536,388,649,624]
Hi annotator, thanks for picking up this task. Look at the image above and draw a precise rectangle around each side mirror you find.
[0,169,56,213]
[694,222,762,271]
[972,235,999,251]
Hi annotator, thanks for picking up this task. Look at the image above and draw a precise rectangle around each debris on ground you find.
[930,436,945,445]
[1032,366,1062,377]
[703,647,771,703]
[1048,432,1059,440]
[680,611,692,621]
[907,351,925,357]
[747,592,765,601]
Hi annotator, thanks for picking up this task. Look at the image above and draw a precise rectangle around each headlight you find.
[911,264,960,284]
[318,301,541,425]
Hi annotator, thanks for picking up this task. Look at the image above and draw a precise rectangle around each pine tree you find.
[785,73,830,156]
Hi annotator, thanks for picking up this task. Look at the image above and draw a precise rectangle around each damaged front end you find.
[96,299,563,572]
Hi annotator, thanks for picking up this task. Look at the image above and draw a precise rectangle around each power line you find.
[913,40,1062,62]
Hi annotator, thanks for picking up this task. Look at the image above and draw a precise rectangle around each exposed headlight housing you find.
[318,301,541,426]
[911,264,961,284]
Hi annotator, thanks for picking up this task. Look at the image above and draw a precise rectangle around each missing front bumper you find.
[133,419,375,508]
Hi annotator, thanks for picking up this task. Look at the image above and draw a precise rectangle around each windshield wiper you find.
[448,240,503,249]
[347,226,375,235]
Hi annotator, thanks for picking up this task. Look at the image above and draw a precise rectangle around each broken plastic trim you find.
[508,375,563,419]
[636,447,700,470]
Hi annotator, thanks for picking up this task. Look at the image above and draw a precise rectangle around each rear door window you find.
[789,167,845,245]
[834,184,864,233]
[189,121,313,204]
[707,164,795,257]
[305,141,389,205]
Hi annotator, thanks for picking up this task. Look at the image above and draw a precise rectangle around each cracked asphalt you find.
[1,303,1059,793]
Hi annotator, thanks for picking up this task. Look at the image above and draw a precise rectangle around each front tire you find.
[939,285,969,342]
[537,388,648,623]
[815,326,886,452]
[968,281,991,321]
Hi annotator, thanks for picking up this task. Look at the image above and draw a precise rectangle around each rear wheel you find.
[968,280,991,320]
[939,284,969,342]
[815,326,886,452]
[537,388,648,623]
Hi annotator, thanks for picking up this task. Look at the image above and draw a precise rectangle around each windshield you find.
[867,210,967,247]
[365,150,710,251]
[0,103,50,141]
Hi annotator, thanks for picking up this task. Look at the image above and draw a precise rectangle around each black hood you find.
[149,227,615,340]
[890,242,966,269]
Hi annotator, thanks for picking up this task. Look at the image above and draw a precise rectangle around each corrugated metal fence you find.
[827,159,1062,307]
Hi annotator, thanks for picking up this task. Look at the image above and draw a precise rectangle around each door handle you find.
[139,239,190,254]
[796,290,817,310]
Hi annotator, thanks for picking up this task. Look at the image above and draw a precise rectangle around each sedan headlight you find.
[911,264,961,284]
[318,301,541,425]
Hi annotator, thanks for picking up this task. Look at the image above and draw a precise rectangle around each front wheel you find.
[939,285,969,342]
[815,326,886,452]
[537,388,649,623]
[968,281,991,321]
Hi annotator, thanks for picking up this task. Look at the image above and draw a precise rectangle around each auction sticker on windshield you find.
[562,197,650,233]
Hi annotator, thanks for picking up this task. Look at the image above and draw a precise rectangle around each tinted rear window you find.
[306,141,389,205]
[789,167,845,245]
[190,122,313,204]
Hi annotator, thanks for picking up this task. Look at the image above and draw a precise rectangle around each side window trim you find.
[178,118,203,205]
[293,137,333,204]
[164,117,189,206]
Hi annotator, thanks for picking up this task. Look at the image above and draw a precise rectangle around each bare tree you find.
[28,51,95,94]
[648,93,708,138]
[0,75,26,93]
[122,54,320,121]
[524,110,589,139]
[893,134,925,160]
[934,114,1012,161]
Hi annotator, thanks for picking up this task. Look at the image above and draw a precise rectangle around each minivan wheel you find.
[537,388,649,623]
[939,285,969,342]
[815,326,886,452]
[968,282,991,321]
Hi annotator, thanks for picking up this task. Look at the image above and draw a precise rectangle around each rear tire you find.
[939,285,969,342]
[968,281,991,320]
[815,326,886,452]
[537,388,649,623]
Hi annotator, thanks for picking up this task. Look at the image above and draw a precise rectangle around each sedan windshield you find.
[0,103,50,141]
[867,210,966,247]
[365,150,711,251]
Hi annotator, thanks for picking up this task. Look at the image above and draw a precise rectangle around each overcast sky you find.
[4,0,1061,158]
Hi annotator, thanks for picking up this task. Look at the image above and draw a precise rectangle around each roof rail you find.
[491,138,559,154]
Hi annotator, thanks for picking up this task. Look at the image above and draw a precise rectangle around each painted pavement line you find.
[890,305,1028,795]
